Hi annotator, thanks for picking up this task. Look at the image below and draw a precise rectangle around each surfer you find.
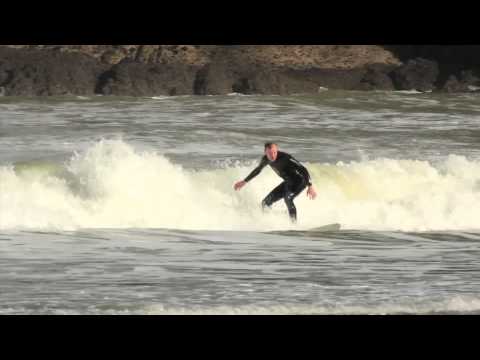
[234,143,317,223]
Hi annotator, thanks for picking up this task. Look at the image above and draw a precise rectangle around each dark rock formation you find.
[384,45,480,69]
[1,45,480,96]
[386,45,480,92]
[391,58,439,92]
[95,59,199,96]
[443,75,466,93]
[0,45,405,96]
[193,63,320,95]
[442,70,480,93]
[0,47,104,96]
[355,65,396,91]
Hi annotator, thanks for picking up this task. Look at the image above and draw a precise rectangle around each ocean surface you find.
[2,90,480,314]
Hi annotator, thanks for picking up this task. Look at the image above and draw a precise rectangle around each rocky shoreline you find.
[0,45,479,96]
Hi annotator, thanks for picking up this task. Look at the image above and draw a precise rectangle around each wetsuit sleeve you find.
[244,156,268,183]
[289,155,313,186]
[299,164,313,186]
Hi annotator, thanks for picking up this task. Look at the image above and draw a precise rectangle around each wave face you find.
[2,139,480,231]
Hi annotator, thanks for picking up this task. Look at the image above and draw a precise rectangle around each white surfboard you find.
[307,223,341,232]
[266,223,341,236]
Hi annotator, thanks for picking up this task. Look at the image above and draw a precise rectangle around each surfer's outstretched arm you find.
[234,156,268,191]
[244,157,268,182]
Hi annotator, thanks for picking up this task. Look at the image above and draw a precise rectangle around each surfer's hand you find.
[307,186,317,200]
[234,180,247,191]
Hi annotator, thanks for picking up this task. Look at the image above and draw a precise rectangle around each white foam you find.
[2,139,480,232]
[143,295,480,315]
[150,96,170,100]
[394,90,424,94]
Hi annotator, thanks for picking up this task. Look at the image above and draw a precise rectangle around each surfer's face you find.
[265,145,278,161]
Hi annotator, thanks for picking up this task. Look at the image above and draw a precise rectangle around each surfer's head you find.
[264,142,278,161]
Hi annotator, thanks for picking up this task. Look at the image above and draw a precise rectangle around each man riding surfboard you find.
[234,143,317,223]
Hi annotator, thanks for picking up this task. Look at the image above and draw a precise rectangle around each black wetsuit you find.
[244,151,312,222]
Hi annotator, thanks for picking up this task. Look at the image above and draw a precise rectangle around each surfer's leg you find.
[284,195,298,223]
[261,182,286,211]
[284,180,307,223]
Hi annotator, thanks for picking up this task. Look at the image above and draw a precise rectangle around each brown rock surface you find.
[0,45,478,96]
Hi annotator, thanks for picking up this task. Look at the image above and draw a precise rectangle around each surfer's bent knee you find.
[262,198,271,210]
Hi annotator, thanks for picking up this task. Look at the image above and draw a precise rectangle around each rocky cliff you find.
[0,45,478,96]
